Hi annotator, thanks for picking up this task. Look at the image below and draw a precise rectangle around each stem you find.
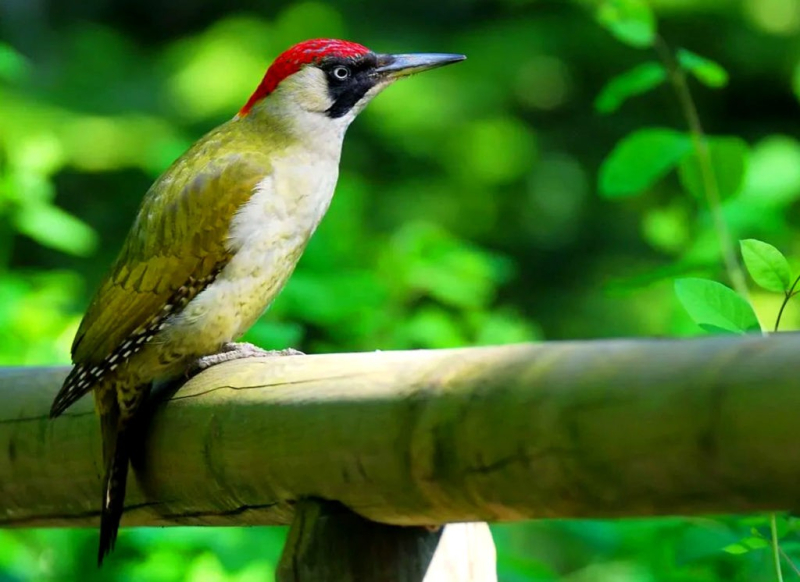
[655,36,784,582]
[774,275,800,332]
[654,37,752,306]
[771,513,786,582]
[779,546,800,579]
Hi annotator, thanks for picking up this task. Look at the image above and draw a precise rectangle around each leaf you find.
[675,522,741,564]
[0,42,27,83]
[722,543,749,555]
[674,278,761,334]
[599,128,691,198]
[722,536,770,554]
[596,0,657,48]
[740,239,792,293]
[775,515,791,538]
[13,202,98,257]
[737,515,772,527]
[595,62,667,114]
[677,49,729,88]
[641,203,690,253]
[678,137,749,201]
[793,61,800,104]
[741,136,800,206]
[699,324,738,335]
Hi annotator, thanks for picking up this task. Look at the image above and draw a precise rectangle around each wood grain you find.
[2,335,799,528]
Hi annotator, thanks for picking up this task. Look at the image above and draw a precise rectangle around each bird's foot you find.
[187,342,303,378]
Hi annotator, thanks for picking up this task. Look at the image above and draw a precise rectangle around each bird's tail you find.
[51,363,101,418]
[98,409,131,567]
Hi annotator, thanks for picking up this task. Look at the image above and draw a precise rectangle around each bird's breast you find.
[163,151,340,352]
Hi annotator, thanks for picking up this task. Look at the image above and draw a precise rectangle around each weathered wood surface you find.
[1,335,800,528]
[276,500,496,582]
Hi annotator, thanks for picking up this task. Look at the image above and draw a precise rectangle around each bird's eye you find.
[332,66,350,80]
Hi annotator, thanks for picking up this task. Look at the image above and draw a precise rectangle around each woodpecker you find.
[48,38,465,565]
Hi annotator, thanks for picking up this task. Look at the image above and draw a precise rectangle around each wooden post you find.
[277,500,496,582]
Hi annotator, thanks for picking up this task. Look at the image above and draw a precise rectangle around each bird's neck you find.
[242,96,351,163]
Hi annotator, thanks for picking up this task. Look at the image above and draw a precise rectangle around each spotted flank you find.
[49,270,222,418]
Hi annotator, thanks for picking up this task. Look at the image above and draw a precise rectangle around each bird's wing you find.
[71,148,272,365]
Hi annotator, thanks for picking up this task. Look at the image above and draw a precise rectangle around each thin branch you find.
[775,275,800,332]
[771,513,786,582]
[653,36,752,309]
[779,546,800,579]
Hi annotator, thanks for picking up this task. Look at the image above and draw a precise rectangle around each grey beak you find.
[374,53,466,79]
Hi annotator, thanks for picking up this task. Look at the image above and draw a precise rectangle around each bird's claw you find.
[187,342,303,378]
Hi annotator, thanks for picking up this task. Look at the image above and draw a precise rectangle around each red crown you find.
[239,39,371,116]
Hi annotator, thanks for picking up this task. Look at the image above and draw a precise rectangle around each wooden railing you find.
[2,335,799,580]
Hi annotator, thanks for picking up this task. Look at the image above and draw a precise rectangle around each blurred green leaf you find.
[273,2,345,48]
[596,0,657,48]
[740,135,800,206]
[185,552,226,582]
[700,324,742,335]
[723,536,770,554]
[599,128,691,198]
[674,521,740,565]
[242,319,304,351]
[674,278,761,334]
[469,309,541,345]
[401,306,466,348]
[737,515,773,528]
[391,222,512,310]
[495,551,558,581]
[0,530,36,576]
[233,561,276,582]
[740,239,791,293]
[595,62,666,114]
[721,543,750,555]
[447,117,537,185]
[774,515,791,538]
[123,548,188,582]
[165,17,274,120]
[13,202,98,257]
[641,203,690,253]
[678,137,749,201]
[677,49,729,88]
[0,42,28,83]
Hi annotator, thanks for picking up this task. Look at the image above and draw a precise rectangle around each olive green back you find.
[71,119,286,364]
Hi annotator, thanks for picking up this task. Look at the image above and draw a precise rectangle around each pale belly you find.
[150,155,337,364]
[162,239,307,353]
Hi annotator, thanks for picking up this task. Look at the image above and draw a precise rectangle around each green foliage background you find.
[2,0,800,579]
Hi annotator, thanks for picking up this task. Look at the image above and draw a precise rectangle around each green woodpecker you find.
[49,38,465,565]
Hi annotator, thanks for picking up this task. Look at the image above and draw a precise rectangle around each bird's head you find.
[237,39,465,133]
